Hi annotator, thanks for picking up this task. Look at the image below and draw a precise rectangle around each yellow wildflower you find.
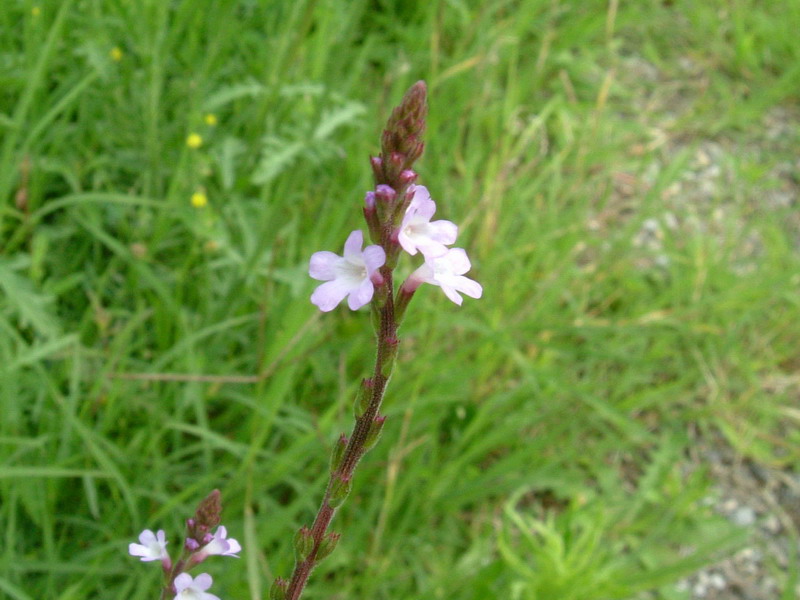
[191,192,208,208]
[204,113,218,126]
[186,133,203,149]
[32,6,41,16]
[110,47,123,62]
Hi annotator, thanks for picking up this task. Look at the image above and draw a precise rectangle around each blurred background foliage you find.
[1,0,799,599]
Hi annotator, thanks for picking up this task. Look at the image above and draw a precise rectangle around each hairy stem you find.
[282,80,426,600]
[285,271,398,600]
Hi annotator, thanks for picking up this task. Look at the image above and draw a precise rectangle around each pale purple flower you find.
[194,526,241,560]
[398,186,457,258]
[174,573,220,600]
[129,529,169,562]
[408,248,482,305]
[309,230,386,312]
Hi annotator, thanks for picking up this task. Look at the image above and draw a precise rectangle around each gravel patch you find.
[615,54,800,599]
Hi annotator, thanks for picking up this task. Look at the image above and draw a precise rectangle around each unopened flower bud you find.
[315,531,341,561]
[364,415,386,452]
[389,151,405,171]
[371,267,390,308]
[363,191,381,243]
[375,184,395,202]
[399,169,418,187]
[330,434,348,473]
[381,81,427,168]
[194,490,221,531]
[185,538,200,552]
[380,128,393,156]
[328,473,352,509]
[370,269,385,289]
[294,526,314,563]
[394,277,420,323]
[408,140,425,165]
[269,577,288,600]
[370,156,384,183]
[374,184,396,225]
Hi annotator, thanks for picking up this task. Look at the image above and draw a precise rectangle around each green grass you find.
[2,0,800,598]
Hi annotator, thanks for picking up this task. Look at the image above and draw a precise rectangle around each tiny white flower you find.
[129,529,169,562]
[195,526,241,560]
[398,186,457,258]
[409,248,482,305]
[309,230,386,312]
[174,573,220,600]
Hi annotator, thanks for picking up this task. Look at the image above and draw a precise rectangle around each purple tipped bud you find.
[185,538,200,552]
[380,81,428,182]
[374,185,397,225]
[370,269,385,288]
[394,276,421,323]
[382,82,427,152]
[192,490,222,536]
[389,152,405,170]
[363,192,381,243]
[375,184,396,204]
[370,156,385,183]
[399,170,418,186]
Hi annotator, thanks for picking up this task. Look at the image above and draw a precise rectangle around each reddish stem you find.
[285,270,397,600]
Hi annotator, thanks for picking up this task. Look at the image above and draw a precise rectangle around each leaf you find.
[203,80,266,111]
[251,138,304,185]
[313,102,366,140]
[0,259,61,338]
[212,136,247,190]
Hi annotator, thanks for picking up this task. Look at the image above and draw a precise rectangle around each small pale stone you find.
[692,581,708,597]
[708,573,726,590]
[763,514,781,534]
[732,505,756,527]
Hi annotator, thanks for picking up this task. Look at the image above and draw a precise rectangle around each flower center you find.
[337,257,367,283]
